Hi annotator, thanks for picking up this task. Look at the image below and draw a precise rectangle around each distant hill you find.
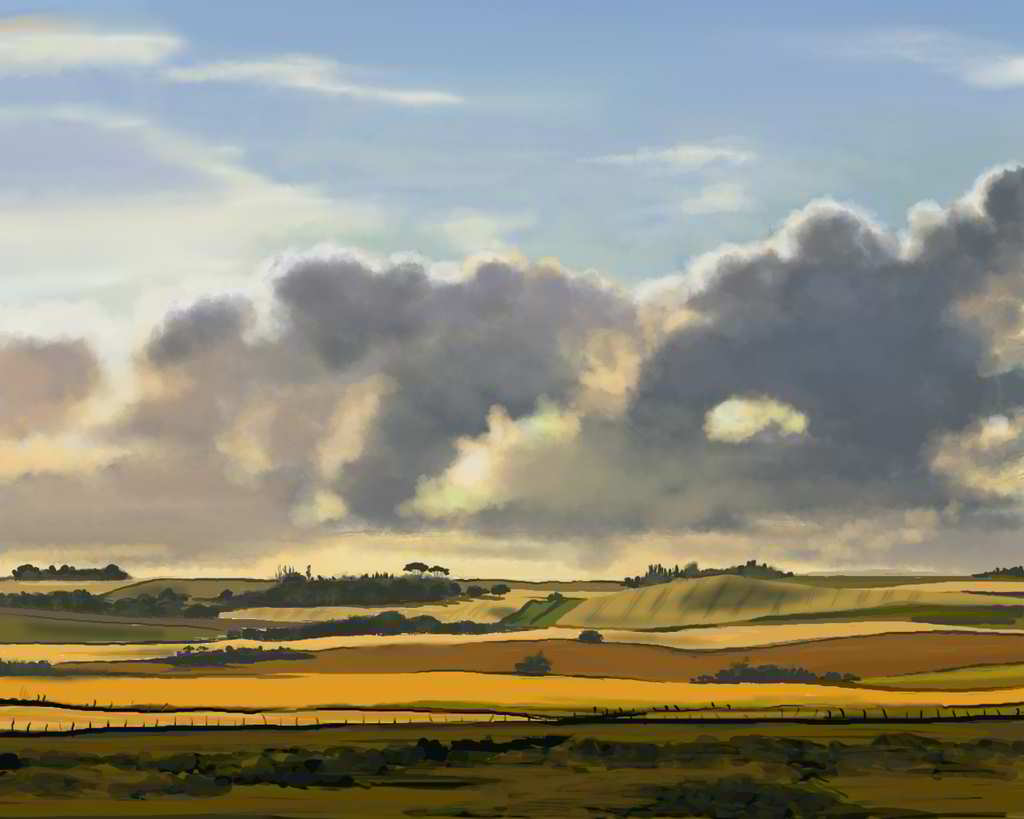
[557,574,999,630]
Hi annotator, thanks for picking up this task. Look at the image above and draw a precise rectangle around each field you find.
[1,721,1024,817]
[558,574,1012,629]
[103,578,276,601]
[0,579,136,595]
[7,571,1024,814]
[0,609,220,643]
[222,587,615,624]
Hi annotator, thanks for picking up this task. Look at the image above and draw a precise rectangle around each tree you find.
[514,652,551,676]
[490,583,511,595]
[578,629,603,644]
[466,585,486,597]
[428,565,450,576]
[404,562,429,574]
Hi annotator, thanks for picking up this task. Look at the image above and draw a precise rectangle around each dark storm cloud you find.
[0,336,100,437]
[146,297,251,366]
[627,168,1024,521]
[276,257,637,520]
[274,258,432,369]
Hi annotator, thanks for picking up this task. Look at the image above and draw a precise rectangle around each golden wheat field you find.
[4,672,1024,715]
[2,620,1020,665]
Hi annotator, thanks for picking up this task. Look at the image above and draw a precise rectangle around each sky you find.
[3,3,1024,579]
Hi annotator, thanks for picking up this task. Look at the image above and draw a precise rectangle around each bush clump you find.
[514,652,552,676]
[691,661,859,685]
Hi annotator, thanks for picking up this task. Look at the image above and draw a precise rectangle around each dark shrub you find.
[515,652,551,675]
[578,629,603,643]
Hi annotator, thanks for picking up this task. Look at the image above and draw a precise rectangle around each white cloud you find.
[405,402,582,519]
[164,54,463,106]
[680,181,752,215]
[705,396,808,443]
[842,28,1024,89]
[585,142,755,172]
[430,209,536,254]
[0,16,181,73]
[966,57,1024,89]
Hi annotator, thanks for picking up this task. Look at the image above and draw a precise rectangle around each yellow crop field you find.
[559,575,1003,630]
[3,671,1024,715]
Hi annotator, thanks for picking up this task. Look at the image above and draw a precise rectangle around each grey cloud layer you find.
[5,166,1024,568]
[0,336,99,437]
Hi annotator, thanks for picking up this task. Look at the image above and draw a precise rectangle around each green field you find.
[750,602,1024,628]
[501,595,583,627]
[0,611,219,644]
[863,663,1024,691]
[102,578,276,601]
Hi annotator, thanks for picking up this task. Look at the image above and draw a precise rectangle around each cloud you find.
[704,396,808,443]
[841,28,1024,89]
[0,336,100,438]
[680,182,752,215]
[10,164,1024,573]
[164,54,463,106]
[585,142,755,172]
[0,16,181,73]
[430,209,537,254]
[405,401,582,519]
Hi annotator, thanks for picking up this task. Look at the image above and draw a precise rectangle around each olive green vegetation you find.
[783,575,968,588]
[0,611,217,643]
[500,594,582,627]
[101,578,276,601]
[750,602,1024,627]
[3,722,1024,816]
[862,662,1024,691]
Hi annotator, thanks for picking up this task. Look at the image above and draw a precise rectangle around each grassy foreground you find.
[0,720,1023,816]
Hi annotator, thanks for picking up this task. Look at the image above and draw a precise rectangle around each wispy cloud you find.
[842,28,1024,89]
[679,181,752,215]
[585,142,755,171]
[164,54,463,106]
[0,16,182,73]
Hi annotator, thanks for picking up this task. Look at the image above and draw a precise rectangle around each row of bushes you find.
[0,587,217,619]
[691,661,859,684]
[624,559,793,588]
[152,645,312,667]
[2,581,230,622]
[227,610,507,641]
[11,564,129,581]
[228,573,463,608]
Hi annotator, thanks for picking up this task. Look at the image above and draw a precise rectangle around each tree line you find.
[624,559,793,588]
[227,610,509,641]
[973,565,1024,578]
[11,564,129,581]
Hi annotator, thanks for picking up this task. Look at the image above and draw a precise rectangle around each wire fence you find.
[2,698,1024,735]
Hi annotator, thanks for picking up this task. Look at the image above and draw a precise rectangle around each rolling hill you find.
[556,574,1015,630]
